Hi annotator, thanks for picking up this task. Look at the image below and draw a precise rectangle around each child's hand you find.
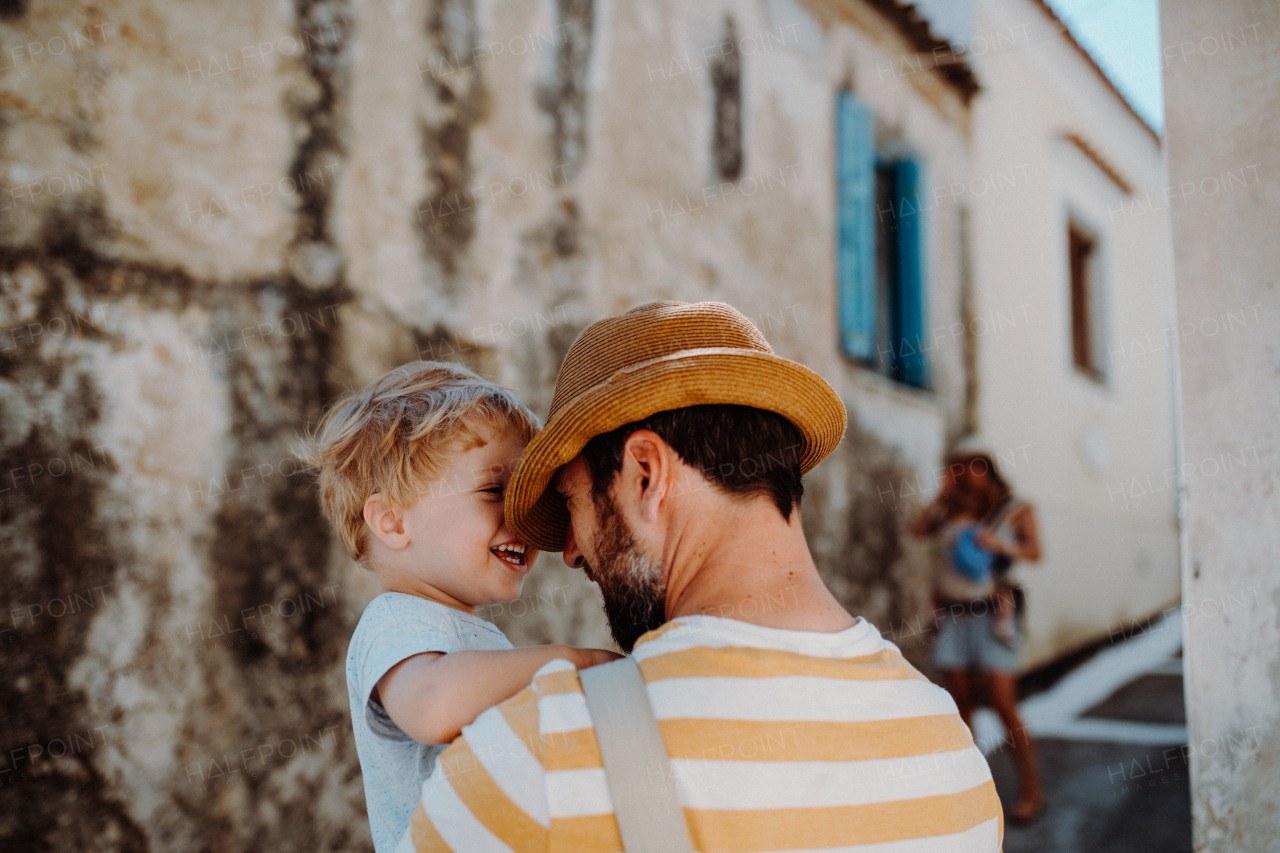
[573,647,624,668]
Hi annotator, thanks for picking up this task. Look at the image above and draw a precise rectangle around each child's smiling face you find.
[369,424,539,612]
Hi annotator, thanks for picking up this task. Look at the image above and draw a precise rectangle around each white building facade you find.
[966,0,1181,667]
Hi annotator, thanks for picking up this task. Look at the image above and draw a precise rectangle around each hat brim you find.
[506,347,847,552]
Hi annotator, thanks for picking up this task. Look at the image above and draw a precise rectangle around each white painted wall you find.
[967,0,1181,667]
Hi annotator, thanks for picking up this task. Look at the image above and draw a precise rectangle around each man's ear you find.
[363,493,410,551]
[620,430,673,524]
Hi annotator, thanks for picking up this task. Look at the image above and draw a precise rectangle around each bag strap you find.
[578,657,694,853]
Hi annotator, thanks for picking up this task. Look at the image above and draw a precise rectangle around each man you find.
[400,301,1003,852]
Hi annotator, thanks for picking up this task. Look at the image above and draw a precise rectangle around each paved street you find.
[975,617,1191,852]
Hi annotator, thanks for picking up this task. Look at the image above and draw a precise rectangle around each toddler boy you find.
[302,361,617,852]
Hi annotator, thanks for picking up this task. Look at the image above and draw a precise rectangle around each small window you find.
[710,16,742,181]
[836,90,925,388]
[1068,221,1104,380]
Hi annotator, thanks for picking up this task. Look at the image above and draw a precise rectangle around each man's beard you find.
[584,491,667,653]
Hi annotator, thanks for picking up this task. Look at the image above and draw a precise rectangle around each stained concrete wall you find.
[0,1,975,849]
[1159,0,1280,848]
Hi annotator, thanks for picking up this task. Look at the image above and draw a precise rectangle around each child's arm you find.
[376,645,621,745]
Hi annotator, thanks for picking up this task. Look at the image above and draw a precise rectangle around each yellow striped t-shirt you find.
[400,615,1003,853]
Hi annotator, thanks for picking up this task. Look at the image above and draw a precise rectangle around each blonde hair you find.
[299,361,539,562]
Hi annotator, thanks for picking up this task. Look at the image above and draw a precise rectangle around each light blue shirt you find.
[345,592,513,852]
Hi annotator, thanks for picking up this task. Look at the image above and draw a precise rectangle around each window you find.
[1068,220,1104,380]
[710,16,743,180]
[836,91,925,388]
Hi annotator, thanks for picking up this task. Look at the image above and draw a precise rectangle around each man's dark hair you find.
[579,404,805,520]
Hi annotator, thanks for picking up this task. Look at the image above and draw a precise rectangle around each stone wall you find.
[0,0,970,848]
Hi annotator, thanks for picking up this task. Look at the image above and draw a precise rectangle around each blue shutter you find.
[836,91,876,361]
[894,159,925,387]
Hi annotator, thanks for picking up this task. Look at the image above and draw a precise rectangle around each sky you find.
[1044,0,1165,133]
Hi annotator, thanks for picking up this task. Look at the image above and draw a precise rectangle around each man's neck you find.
[661,498,856,633]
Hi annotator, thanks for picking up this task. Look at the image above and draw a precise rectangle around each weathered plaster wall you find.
[333,0,975,655]
[0,0,972,848]
[1160,0,1280,848]
[0,1,367,850]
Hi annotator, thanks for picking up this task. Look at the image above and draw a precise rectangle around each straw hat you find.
[506,301,847,551]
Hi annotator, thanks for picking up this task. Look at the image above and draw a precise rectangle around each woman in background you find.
[911,449,1045,824]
